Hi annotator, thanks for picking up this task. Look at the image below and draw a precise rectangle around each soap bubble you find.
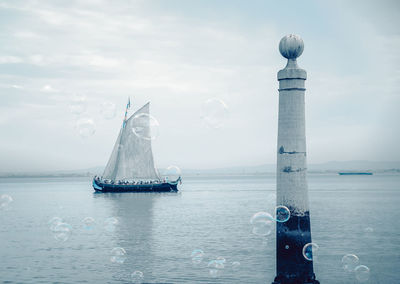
[355,265,370,282]
[0,194,13,210]
[274,205,290,222]
[131,113,159,140]
[130,270,144,283]
[201,98,229,128]
[215,257,226,269]
[164,165,182,182]
[82,217,95,230]
[76,118,96,138]
[285,245,290,250]
[53,222,72,242]
[69,94,87,115]
[231,261,240,271]
[48,217,63,231]
[104,217,119,232]
[342,254,359,272]
[250,212,273,236]
[100,101,116,119]
[110,247,127,264]
[208,259,224,277]
[191,249,204,264]
[364,227,374,233]
[302,243,319,261]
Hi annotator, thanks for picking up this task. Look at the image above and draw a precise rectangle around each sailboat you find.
[92,100,181,192]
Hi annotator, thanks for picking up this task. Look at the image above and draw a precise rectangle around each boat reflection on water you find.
[92,191,178,282]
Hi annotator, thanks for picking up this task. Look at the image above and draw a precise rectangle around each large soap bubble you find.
[274,205,290,222]
[164,165,182,182]
[48,217,63,231]
[53,222,72,242]
[76,118,96,138]
[201,98,229,128]
[82,217,95,230]
[104,217,119,232]
[131,113,159,140]
[110,247,127,264]
[0,194,13,210]
[342,254,359,272]
[130,270,144,283]
[250,211,274,236]
[191,249,205,265]
[355,265,370,282]
[302,243,319,261]
[208,258,225,278]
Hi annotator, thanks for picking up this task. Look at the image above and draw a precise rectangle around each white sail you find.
[102,102,160,181]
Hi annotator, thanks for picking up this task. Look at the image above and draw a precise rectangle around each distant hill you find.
[182,161,400,175]
[1,161,399,178]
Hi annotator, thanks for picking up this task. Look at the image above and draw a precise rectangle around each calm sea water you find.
[1,174,399,283]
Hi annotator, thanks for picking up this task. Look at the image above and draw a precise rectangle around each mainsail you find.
[102,102,160,181]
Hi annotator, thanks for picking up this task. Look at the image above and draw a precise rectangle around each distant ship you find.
[93,99,181,192]
[338,172,373,175]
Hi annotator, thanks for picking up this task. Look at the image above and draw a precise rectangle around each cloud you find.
[0,56,23,64]
[0,0,399,172]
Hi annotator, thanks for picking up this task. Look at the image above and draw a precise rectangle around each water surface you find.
[1,174,399,283]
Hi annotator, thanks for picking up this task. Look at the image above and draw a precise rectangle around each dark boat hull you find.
[92,179,178,192]
[338,172,373,175]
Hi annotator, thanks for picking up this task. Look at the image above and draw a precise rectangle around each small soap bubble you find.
[164,165,182,182]
[0,194,13,210]
[110,247,127,264]
[48,217,63,231]
[130,270,144,283]
[303,243,319,261]
[250,212,273,236]
[208,258,225,269]
[131,113,159,140]
[53,222,72,242]
[275,205,290,222]
[69,94,87,115]
[364,227,374,233]
[82,217,95,230]
[342,254,359,272]
[201,98,229,128]
[76,118,96,138]
[191,249,204,264]
[208,260,223,277]
[100,101,116,119]
[285,245,289,250]
[104,217,119,232]
[215,257,226,269]
[355,265,370,282]
[231,261,240,271]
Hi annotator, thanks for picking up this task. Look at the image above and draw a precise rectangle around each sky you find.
[0,0,399,172]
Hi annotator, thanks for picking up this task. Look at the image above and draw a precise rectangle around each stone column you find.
[272,34,319,284]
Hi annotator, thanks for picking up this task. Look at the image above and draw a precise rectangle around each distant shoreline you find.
[1,169,399,179]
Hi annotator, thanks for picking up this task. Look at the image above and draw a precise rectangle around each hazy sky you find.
[0,0,399,172]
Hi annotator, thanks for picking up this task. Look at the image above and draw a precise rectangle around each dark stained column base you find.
[273,209,319,284]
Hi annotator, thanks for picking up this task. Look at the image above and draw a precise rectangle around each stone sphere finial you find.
[279,34,304,59]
